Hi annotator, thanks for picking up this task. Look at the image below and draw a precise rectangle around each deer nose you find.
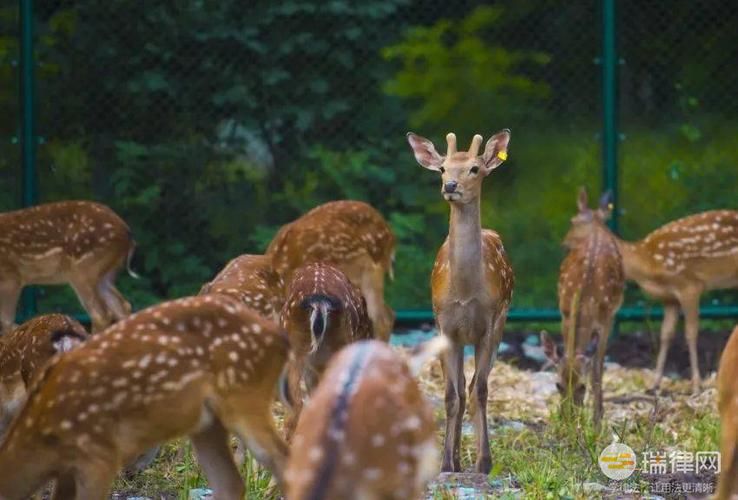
[444,181,458,193]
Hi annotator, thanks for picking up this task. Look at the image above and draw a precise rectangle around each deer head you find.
[406,130,510,204]
[562,187,614,249]
[541,331,599,406]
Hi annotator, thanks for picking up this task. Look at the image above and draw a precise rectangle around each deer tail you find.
[407,335,450,377]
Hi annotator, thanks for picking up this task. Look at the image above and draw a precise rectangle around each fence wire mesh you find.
[3,0,737,321]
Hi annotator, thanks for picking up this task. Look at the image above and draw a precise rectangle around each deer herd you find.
[0,130,736,499]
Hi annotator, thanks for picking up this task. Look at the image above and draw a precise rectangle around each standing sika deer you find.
[0,201,138,333]
[285,337,448,500]
[0,314,87,438]
[541,188,624,427]
[267,200,396,341]
[716,324,738,500]
[406,130,515,473]
[280,262,373,439]
[607,209,738,393]
[0,295,289,499]
[200,254,285,322]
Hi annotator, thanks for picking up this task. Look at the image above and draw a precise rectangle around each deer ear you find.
[406,132,443,171]
[481,129,511,174]
[597,191,614,220]
[577,187,589,213]
[540,331,560,363]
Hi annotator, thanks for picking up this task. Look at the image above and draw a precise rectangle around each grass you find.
[110,354,721,499]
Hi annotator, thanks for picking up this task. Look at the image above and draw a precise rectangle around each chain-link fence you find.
[4,0,737,324]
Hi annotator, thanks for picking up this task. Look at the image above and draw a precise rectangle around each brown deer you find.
[0,314,88,438]
[266,200,396,341]
[716,324,738,500]
[285,336,448,500]
[406,130,514,473]
[0,294,289,500]
[199,254,285,322]
[608,209,738,393]
[541,188,625,427]
[0,201,138,333]
[280,262,373,439]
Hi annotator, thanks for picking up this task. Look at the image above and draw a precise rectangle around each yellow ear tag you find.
[497,151,508,161]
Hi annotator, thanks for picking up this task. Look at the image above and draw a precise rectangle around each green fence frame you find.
[14,0,738,327]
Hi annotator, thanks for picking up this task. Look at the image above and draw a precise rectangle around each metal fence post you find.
[601,0,618,233]
[19,0,38,319]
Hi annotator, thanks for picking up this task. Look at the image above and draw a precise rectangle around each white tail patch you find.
[407,335,450,376]
[309,302,329,353]
[52,334,84,354]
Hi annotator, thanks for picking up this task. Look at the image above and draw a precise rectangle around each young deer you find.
[266,200,396,341]
[610,209,738,393]
[285,336,448,500]
[406,130,514,473]
[0,294,289,500]
[280,262,373,439]
[0,314,87,438]
[199,254,285,322]
[541,188,625,427]
[716,324,738,500]
[0,201,138,333]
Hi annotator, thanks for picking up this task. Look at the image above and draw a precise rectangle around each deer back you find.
[285,340,437,500]
[199,254,285,321]
[0,294,288,495]
[558,224,624,348]
[266,200,395,281]
[282,263,373,355]
[0,201,133,274]
[634,209,738,282]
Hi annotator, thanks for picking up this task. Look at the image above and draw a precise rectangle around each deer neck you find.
[447,199,484,296]
[613,236,648,281]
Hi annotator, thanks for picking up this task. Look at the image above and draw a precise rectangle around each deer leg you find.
[69,279,110,333]
[650,302,679,392]
[0,279,21,334]
[680,294,702,394]
[283,360,305,442]
[591,327,609,431]
[191,418,245,500]
[70,460,118,500]
[360,265,392,342]
[441,342,465,472]
[469,329,497,474]
[98,271,131,321]
[51,473,76,500]
[231,415,288,491]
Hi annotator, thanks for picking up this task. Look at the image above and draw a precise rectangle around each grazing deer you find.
[0,295,289,500]
[200,254,285,322]
[608,209,738,393]
[266,200,396,341]
[285,336,448,500]
[280,262,373,439]
[0,201,138,333]
[0,314,87,438]
[406,130,514,473]
[717,324,738,500]
[541,188,625,427]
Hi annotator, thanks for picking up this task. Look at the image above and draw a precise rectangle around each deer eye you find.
[470,166,479,175]
[439,167,445,174]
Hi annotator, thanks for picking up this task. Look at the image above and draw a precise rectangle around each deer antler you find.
[445,133,457,155]
[468,134,483,156]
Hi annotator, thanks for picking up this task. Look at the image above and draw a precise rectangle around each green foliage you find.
[382,5,551,134]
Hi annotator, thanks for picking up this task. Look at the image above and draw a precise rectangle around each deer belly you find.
[18,249,68,284]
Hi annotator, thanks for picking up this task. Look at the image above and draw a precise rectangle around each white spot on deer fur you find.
[139,354,152,368]
[112,377,127,388]
[308,446,323,462]
[371,434,385,447]
[229,351,239,362]
[363,468,382,480]
[60,420,72,430]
